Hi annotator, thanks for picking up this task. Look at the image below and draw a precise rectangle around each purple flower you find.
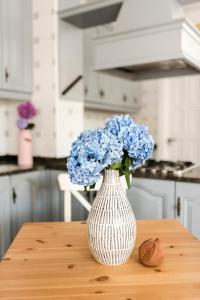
[16,118,28,129]
[17,101,37,119]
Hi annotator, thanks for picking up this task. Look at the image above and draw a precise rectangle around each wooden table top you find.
[0,220,200,300]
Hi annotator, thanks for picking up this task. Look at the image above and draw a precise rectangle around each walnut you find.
[138,238,164,267]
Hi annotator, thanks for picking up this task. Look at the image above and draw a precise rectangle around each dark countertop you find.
[0,156,66,176]
[0,155,200,184]
[132,166,200,184]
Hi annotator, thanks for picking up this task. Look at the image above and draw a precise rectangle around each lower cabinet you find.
[71,191,93,221]
[0,176,11,259]
[48,170,64,222]
[128,178,200,239]
[127,178,175,220]
[0,170,64,260]
[10,171,52,239]
[176,182,200,239]
[1,171,200,260]
[11,173,34,239]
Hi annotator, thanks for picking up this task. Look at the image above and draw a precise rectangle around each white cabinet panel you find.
[176,182,200,239]
[59,19,84,101]
[10,171,52,239]
[0,0,4,89]
[83,27,140,112]
[159,76,200,163]
[0,0,32,99]
[0,176,11,259]
[127,178,175,220]
[49,171,64,221]
[10,173,34,239]
[31,171,51,222]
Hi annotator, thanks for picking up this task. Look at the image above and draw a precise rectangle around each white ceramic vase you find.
[87,169,136,266]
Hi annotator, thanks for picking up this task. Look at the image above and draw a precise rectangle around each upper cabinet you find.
[58,2,140,112]
[83,27,140,113]
[0,0,32,100]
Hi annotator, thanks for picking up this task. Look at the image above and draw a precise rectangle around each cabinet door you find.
[0,1,4,89]
[121,79,140,111]
[2,0,32,93]
[11,171,53,238]
[31,171,51,222]
[0,176,11,259]
[72,191,90,221]
[176,182,200,239]
[127,178,175,220]
[83,27,140,112]
[10,173,34,239]
[49,171,64,221]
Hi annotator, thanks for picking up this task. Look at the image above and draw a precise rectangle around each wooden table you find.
[0,220,200,300]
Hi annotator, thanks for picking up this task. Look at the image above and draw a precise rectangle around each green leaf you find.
[27,123,35,130]
[89,183,96,190]
[124,170,131,189]
[110,161,121,170]
[125,156,133,169]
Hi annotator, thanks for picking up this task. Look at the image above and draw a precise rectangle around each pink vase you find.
[18,129,33,168]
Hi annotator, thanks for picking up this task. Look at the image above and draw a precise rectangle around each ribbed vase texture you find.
[87,169,136,266]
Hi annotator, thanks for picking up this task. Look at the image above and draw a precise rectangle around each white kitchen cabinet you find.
[49,171,64,221]
[58,17,84,101]
[0,0,32,100]
[10,171,52,239]
[31,171,52,222]
[0,176,11,260]
[176,182,200,239]
[83,27,140,112]
[0,170,65,259]
[127,178,175,220]
[10,173,34,239]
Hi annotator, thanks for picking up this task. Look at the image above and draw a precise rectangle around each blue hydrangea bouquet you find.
[67,115,154,190]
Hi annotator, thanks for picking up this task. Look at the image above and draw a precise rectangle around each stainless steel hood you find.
[92,0,200,80]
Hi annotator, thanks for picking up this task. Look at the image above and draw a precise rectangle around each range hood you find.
[92,0,200,80]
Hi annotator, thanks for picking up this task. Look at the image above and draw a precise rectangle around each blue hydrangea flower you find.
[16,118,28,129]
[106,115,154,169]
[123,124,154,168]
[105,114,134,138]
[67,128,123,186]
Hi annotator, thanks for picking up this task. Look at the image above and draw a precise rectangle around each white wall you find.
[0,100,9,155]
[134,80,159,144]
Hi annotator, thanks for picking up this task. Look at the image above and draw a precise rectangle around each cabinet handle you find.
[123,94,127,102]
[177,197,181,217]
[5,67,10,82]
[167,138,176,144]
[84,86,88,95]
[99,89,105,98]
[12,188,17,204]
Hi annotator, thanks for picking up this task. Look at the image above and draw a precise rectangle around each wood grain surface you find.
[0,220,200,299]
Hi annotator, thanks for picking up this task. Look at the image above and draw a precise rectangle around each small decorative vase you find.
[18,129,33,168]
[87,169,136,266]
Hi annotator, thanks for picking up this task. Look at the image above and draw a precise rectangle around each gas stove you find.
[138,160,196,177]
